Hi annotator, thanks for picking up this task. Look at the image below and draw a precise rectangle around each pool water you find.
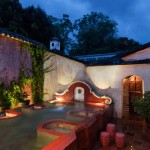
[0,104,90,150]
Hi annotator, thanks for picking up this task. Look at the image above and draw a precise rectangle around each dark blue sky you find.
[20,0,150,44]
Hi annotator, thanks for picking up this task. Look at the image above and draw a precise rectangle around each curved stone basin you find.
[37,120,79,150]
[66,109,101,119]
[66,108,108,133]
[38,119,78,134]
[77,110,95,117]
[22,104,46,110]
[0,110,21,120]
[44,121,77,134]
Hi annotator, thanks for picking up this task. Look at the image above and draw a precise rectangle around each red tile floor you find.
[94,114,150,150]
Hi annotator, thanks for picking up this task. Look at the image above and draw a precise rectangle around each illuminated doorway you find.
[122,75,143,118]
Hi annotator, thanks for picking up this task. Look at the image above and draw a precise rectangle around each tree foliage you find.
[70,12,118,55]
[22,6,54,47]
[0,0,25,34]
[69,12,141,56]
[50,14,73,53]
[114,37,140,52]
[0,1,141,55]
[0,0,54,47]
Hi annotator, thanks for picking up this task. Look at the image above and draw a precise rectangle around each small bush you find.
[132,91,150,120]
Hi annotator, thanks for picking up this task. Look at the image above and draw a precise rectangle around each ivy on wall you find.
[21,43,53,104]
[20,43,44,104]
[0,42,53,109]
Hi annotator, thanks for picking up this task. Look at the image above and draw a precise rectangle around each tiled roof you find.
[85,56,122,66]
[74,53,116,61]
[0,28,85,65]
[86,57,150,66]
[1,28,150,66]
[0,28,44,46]
[82,43,150,66]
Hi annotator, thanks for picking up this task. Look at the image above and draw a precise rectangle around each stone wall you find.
[0,35,32,86]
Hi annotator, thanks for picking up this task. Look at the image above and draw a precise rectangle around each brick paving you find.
[94,116,150,150]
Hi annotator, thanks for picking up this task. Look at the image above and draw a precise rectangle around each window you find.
[52,43,54,46]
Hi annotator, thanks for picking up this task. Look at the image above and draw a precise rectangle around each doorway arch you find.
[122,75,144,118]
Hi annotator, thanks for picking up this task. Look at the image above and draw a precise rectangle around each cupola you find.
[50,37,60,51]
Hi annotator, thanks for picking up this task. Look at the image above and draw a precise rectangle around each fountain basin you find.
[37,116,98,150]
[66,105,114,133]
[37,120,79,150]
[22,104,46,110]
[0,109,21,120]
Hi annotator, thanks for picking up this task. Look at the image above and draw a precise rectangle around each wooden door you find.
[129,76,142,113]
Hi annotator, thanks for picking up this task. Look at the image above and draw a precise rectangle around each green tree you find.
[114,37,141,52]
[22,6,54,47]
[70,12,118,56]
[0,0,25,34]
[51,14,73,53]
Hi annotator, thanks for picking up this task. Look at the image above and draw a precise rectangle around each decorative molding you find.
[55,81,112,104]
[101,96,112,104]
[55,90,69,95]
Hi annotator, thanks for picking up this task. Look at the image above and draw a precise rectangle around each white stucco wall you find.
[86,64,150,118]
[43,51,150,118]
[43,53,85,100]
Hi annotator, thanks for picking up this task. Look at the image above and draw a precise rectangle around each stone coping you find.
[0,109,22,120]
[37,119,82,150]
[37,104,113,150]
[37,116,98,150]
[22,104,46,110]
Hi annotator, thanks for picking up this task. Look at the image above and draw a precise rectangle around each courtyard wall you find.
[86,64,150,118]
[43,54,85,100]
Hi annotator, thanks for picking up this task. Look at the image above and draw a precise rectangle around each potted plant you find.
[132,91,150,127]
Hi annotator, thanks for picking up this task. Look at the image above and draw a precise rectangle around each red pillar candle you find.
[106,123,116,141]
[100,132,110,147]
[115,132,126,148]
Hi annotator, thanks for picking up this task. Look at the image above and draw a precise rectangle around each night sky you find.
[20,0,150,44]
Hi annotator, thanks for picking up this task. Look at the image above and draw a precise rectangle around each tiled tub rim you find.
[37,119,81,136]
[37,119,83,150]
[37,113,100,150]
[0,109,22,120]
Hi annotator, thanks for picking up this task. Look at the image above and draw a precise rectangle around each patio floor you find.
[93,114,150,150]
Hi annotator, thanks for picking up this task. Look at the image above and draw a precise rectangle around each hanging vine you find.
[21,43,52,104]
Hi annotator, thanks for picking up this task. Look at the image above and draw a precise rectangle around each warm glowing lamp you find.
[56,97,64,102]
[96,103,105,109]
